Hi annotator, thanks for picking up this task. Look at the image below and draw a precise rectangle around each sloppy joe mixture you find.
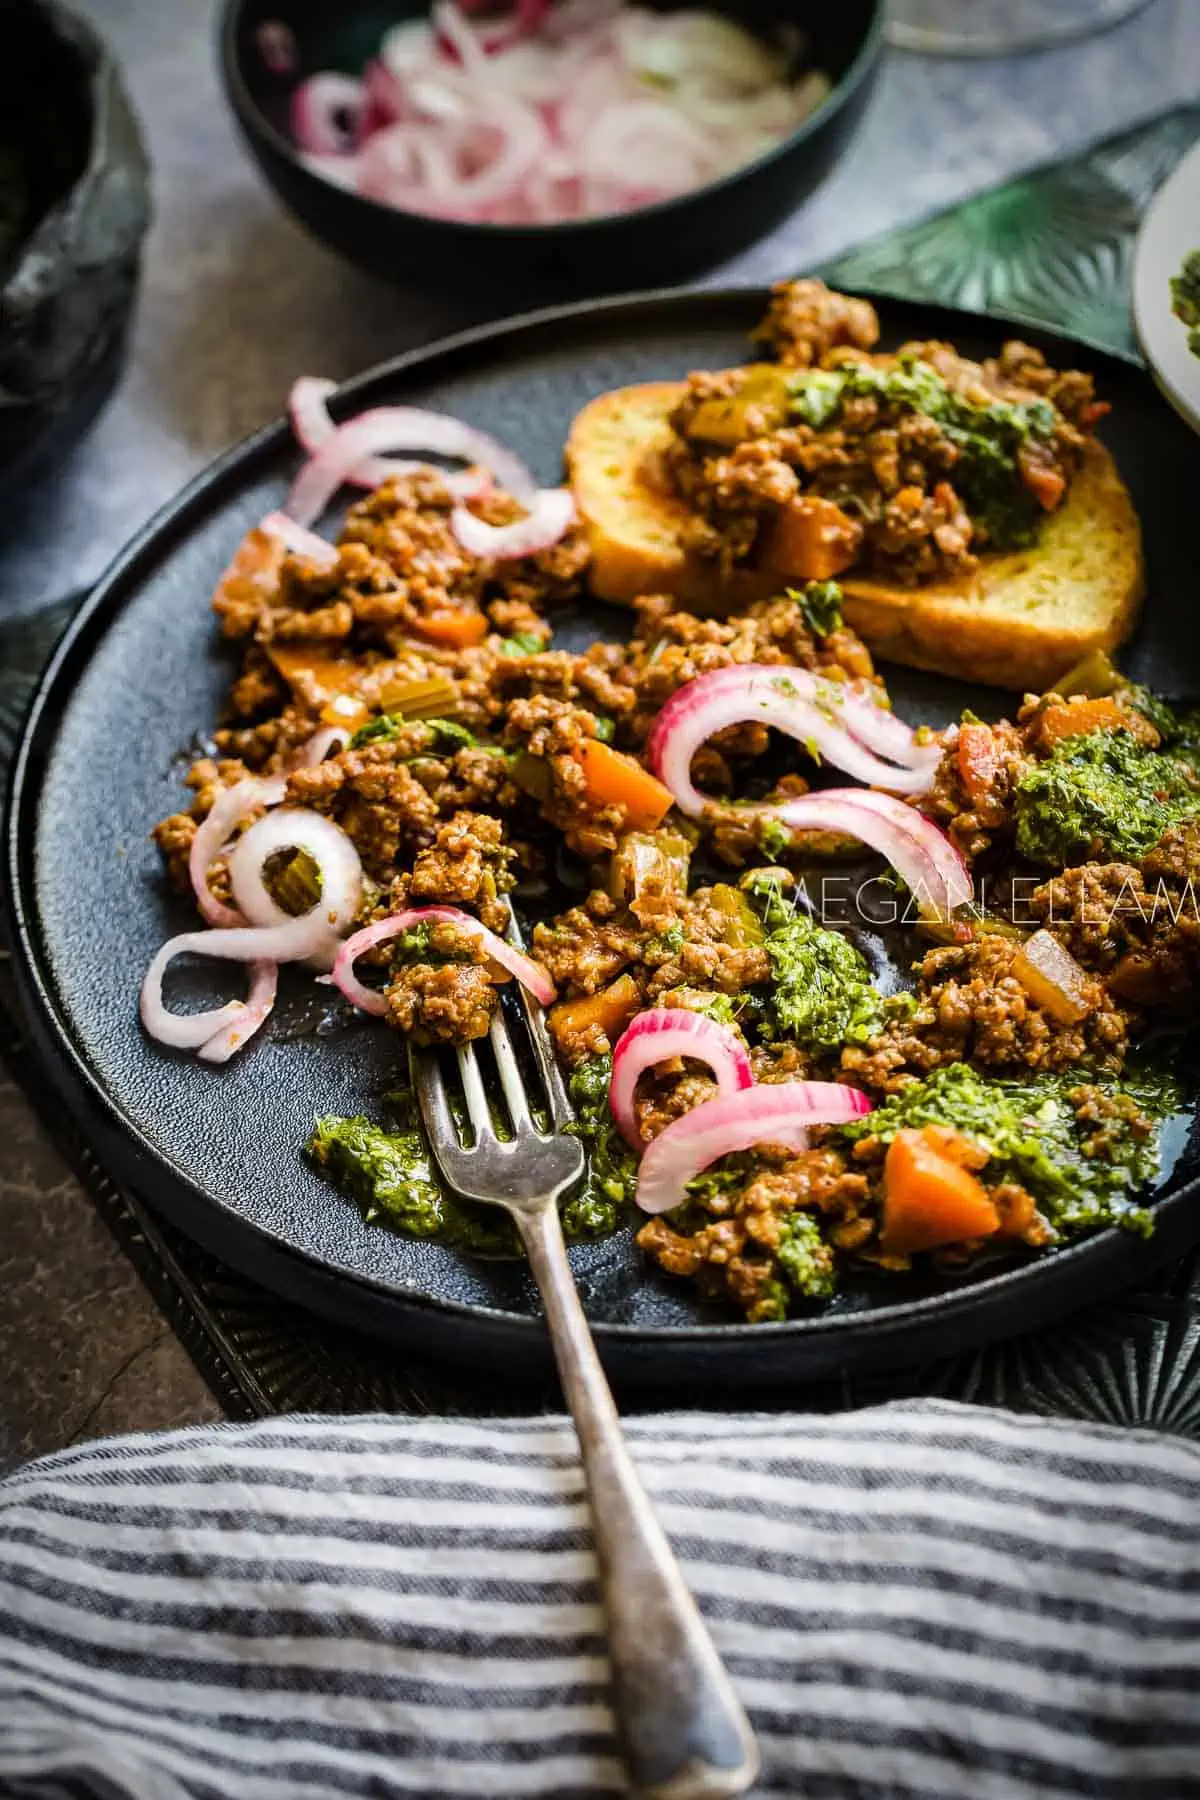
[668,277,1106,587]
[145,283,1193,1324]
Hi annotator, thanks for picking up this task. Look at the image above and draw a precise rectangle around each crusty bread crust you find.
[567,380,1145,691]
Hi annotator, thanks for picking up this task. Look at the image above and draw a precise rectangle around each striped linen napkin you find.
[0,1399,1195,1800]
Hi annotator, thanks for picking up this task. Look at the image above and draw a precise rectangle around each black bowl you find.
[0,1,150,499]
[219,0,882,300]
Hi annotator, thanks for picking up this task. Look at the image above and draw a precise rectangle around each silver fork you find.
[412,983,760,1800]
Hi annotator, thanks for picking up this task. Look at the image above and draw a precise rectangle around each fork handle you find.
[518,1202,759,1800]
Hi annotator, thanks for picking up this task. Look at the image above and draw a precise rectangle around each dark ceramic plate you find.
[7,287,1200,1390]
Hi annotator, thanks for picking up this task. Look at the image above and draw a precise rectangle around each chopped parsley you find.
[789,579,844,638]
[348,713,478,752]
[500,631,545,657]
[1014,728,1200,865]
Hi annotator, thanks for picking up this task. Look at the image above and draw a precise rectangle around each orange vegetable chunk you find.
[1038,697,1129,746]
[1012,929,1091,1024]
[880,1126,1001,1257]
[575,739,673,832]
[548,973,642,1056]
[414,608,489,649]
[768,495,863,582]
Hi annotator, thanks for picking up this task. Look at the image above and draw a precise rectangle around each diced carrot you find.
[414,608,489,649]
[956,723,999,805]
[1038,697,1129,746]
[880,1127,1001,1256]
[212,525,287,618]
[575,739,674,832]
[548,973,641,1056]
[320,693,370,732]
[1023,461,1066,511]
[767,495,863,582]
[267,642,363,705]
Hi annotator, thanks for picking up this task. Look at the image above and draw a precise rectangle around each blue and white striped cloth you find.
[0,1400,1196,1799]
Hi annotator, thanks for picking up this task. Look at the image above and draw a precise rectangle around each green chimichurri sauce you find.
[789,354,1058,552]
[1014,728,1200,866]
[309,1056,633,1255]
[838,1060,1181,1239]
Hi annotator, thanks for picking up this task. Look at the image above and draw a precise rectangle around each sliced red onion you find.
[187,729,348,929]
[333,905,556,1016]
[285,407,531,524]
[838,682,943,774]
[450,487,575,560]
[610,1008,753,1150]
[769,788,973,922]
[260,509,339,569]
[228,808,364,970]
[636,1080,872,1216]
[189,775,288,929]
[292,6,822,224]
[296,725,350,768]
[433,0,489,71]
[647,664,939,811]
[140,914,340,1058]
[291,74,366,156]
[298,151,363,191]
[290,378,421,492]
[196,961,280,1064]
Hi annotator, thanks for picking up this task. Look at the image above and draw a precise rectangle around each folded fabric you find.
[0,1398,1196,1800]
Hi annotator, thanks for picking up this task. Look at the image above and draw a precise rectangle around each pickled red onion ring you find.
[333,905,556,1016]
[289,378,437,492]
[145,809,364,1060]
[260,509,339,569]
[197,961,280,1065]
[450,487,575,559]
[187,728,348,929]
[636,1081,873,1216]
[228,809,364,968]
[647,663,938,811]
[766,788,973,923]
[285,406,532,524]
[140,915,340,1057]
[189,776,288,929]
[610,1008,753,1150]
[291,74,366,156]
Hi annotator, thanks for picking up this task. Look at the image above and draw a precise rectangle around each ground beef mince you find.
[154,320,1183,1331]
[385,918,504,1045]
[750,278,881,369]
[841,935,1129,1093]
[665,280,1102,590]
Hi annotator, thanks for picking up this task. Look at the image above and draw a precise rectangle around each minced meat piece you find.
[841,935,1128,1093]
[750,278,880,369]
[386,958,501,1044]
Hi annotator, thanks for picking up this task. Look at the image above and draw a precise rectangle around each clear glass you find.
[886,0,1153,56]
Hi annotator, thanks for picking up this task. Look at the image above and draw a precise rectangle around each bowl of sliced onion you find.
[220,0,882,296]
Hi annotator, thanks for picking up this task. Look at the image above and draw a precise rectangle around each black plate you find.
[7,287,1200,1391]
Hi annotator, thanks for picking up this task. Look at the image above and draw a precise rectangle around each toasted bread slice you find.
[567,380,1145,692]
